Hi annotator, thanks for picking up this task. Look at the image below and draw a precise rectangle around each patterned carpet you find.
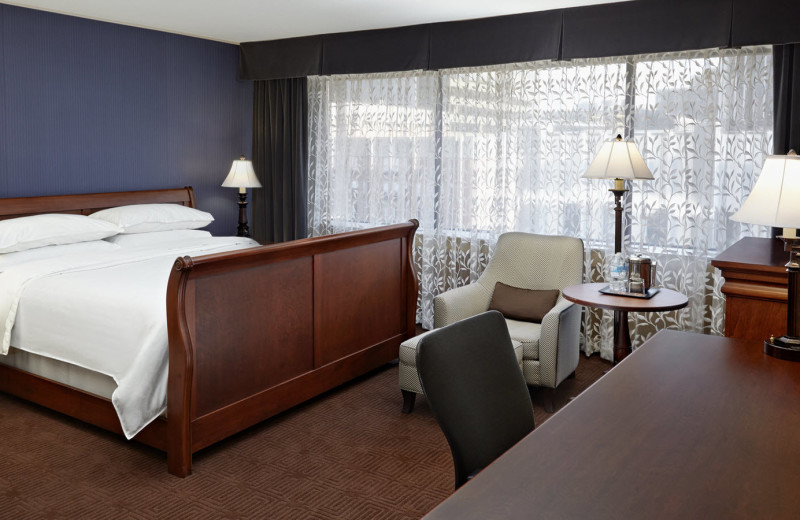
[0,354,610,519]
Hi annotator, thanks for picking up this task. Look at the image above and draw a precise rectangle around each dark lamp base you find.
[764,335,800,362]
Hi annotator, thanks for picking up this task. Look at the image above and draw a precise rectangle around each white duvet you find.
[0,235,258,438]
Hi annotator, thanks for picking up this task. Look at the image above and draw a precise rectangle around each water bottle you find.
[608,252,628,292]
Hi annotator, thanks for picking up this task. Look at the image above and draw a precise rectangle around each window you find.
[308,46,773,359]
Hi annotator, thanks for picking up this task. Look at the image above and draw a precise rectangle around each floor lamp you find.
[222,156,262,237]
[732,150,800,361]
[583,135,654,363]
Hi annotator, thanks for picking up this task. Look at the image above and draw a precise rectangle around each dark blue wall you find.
[0,5,253,236]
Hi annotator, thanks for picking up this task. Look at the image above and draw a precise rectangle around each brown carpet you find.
[0,354,610,519]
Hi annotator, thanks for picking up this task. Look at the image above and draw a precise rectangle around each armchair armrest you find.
[538,296,582,388]
[433,283,492,328]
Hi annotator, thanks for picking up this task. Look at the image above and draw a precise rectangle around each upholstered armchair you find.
[400,233,584,413]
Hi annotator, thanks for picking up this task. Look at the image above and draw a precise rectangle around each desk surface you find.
[423,330,800,519]
[562,283,688,313]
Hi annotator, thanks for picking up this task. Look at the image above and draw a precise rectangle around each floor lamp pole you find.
[610,185,628,364]
[610,188,627,254]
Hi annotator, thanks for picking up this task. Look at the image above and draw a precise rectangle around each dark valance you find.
[731,0,800,47]
[239,36,322,79]
[239,0,800,80]
[429,10,562,70]
[321,25,430,75]
[560,0,731,60]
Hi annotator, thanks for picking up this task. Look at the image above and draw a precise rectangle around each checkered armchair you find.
[400,233,584,413]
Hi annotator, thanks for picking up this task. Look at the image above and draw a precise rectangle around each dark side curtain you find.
[774,44,800,155]
[772,44,800,237]
[251,78,308,244]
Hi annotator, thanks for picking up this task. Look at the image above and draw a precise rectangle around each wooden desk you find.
[711,237,789,341]
[423,330,800,520]
[562,283,688,363]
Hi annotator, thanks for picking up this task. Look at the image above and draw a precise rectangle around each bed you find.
[0,187,419,477]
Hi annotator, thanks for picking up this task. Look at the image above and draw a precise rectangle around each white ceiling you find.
[2,0,625,44]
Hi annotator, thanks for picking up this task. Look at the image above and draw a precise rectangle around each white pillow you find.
[0,240,119,272]
[89,204,214,234]
[0,214,122,254]
[104,229,212,247]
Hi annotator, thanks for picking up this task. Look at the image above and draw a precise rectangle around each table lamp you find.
[732,150,800,361]
[222,156,261,237]
[583,135,654,254]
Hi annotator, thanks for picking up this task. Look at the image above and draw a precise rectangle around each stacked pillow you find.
[0,240,119,272]
[89,204,214,234]
[0,213,122,254]
[104,229,212,247]
[0,204,215,271]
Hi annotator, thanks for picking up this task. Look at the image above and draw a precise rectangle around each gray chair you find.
[401,232,584,413]
[417,311,535,489]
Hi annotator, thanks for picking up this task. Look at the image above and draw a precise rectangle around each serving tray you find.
[598,285,660,299]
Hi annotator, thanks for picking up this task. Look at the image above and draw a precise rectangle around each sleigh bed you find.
[0,187,418,476]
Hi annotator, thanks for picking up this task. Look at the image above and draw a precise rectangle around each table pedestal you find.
[613,310,631,363]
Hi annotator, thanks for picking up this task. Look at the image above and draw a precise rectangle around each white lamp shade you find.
[583,137,654,181]
[731,153,800,228]
[222,157,262,189]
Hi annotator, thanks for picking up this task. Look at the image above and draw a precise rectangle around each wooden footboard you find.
[165,221,419,476]
[0,187,417,477]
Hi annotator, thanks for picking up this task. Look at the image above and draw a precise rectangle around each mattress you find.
[0,346,116,399]
[0,232,259,438]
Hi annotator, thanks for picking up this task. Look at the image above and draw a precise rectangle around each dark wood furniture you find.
[0,187,419,477]
[711,237,790,342]
[424,329,800,519]
[562,282,688,363]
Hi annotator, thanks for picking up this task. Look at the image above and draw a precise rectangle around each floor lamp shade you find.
[731,151,800,361]
[583,135,654,189]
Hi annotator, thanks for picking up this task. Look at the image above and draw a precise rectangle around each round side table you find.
[562,283,689,363]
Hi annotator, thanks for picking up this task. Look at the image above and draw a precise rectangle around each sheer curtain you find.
[628,48,773,350]
[307,73,438,236]
[307,46,773,360]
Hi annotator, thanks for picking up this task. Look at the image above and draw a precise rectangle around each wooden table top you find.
[423,330,800,519]
[711,236,789,273]
[562,282,688,312]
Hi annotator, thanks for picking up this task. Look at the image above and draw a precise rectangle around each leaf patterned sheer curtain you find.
[307,47,773,360]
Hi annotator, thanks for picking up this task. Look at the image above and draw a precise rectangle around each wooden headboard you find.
[0,187,196,221]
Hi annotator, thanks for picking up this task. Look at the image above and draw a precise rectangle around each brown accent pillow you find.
[488,282,559,323]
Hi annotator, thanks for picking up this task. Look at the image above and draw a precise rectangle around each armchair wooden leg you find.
[401,390,417,414]
[543,388,556,413]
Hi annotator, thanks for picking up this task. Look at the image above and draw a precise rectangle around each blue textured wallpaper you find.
[0,5,253,236]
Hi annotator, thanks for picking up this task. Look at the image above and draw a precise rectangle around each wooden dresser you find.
[711,237,789,342]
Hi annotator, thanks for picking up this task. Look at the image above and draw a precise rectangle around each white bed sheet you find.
[0,235,258,438]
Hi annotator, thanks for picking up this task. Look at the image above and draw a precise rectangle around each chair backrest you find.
[416,311,535,489]
[477,233,584,292]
